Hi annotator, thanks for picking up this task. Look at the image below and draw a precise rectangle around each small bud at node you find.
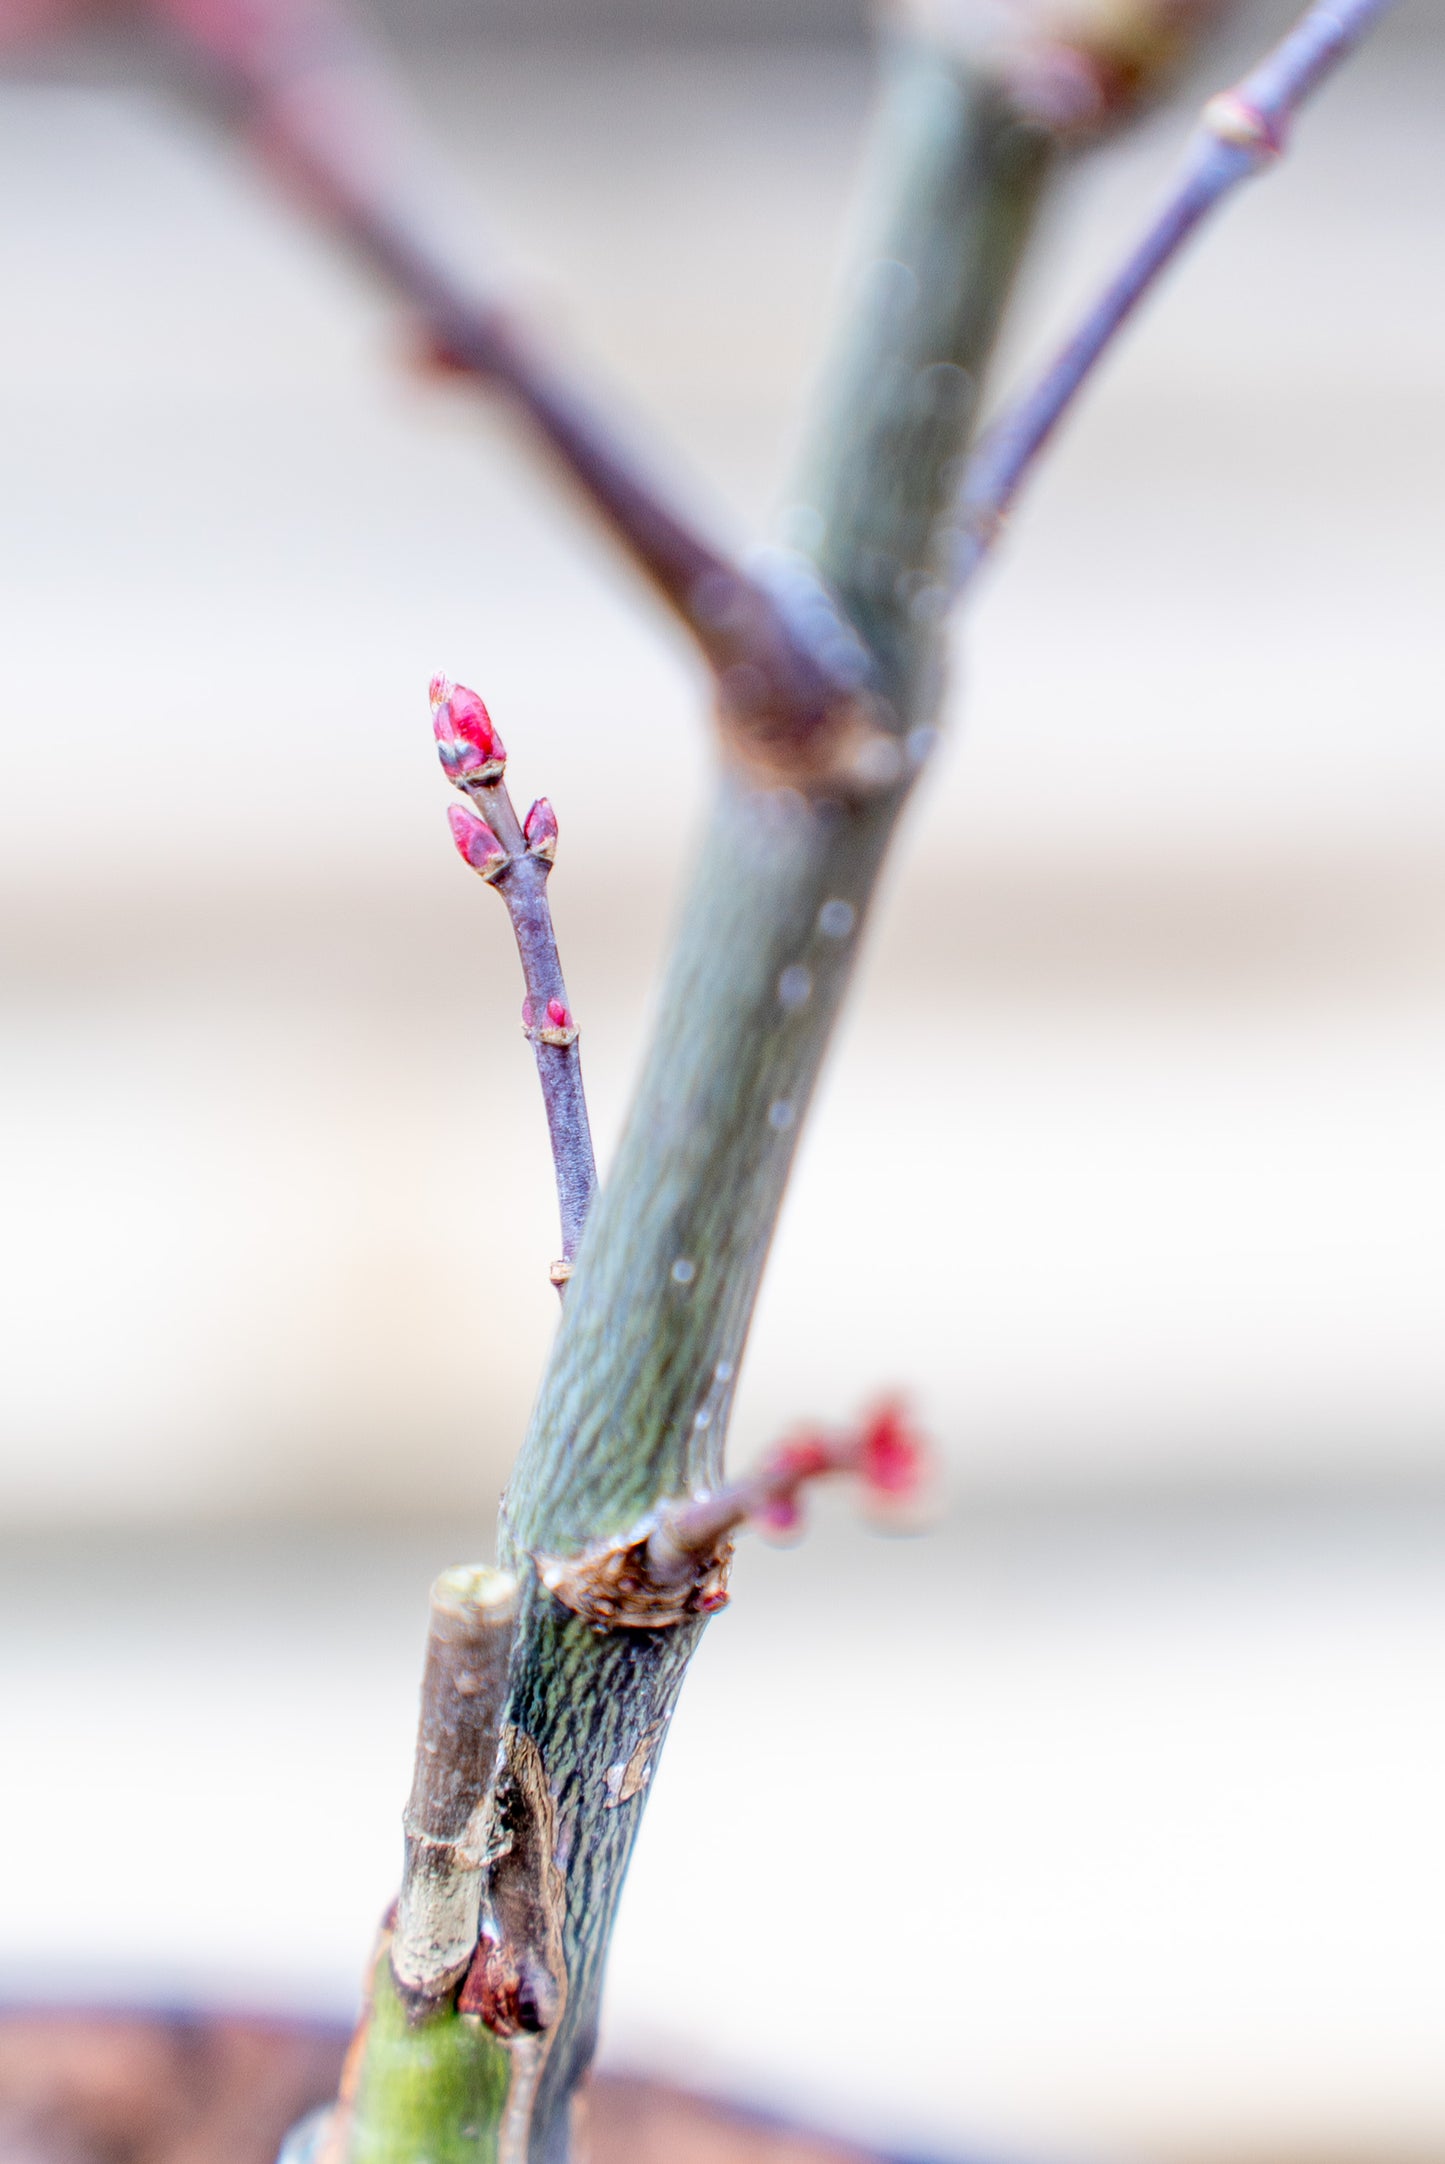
[447,803,508,882]
[536,994,578,1047]
[524,797,559,862]
[1202,91,1281,157]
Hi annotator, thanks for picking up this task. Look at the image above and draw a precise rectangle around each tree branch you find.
[433,680,597,1279]
[147,0,863,769]
[491,42,1065,2158]
[950,0,1400,592]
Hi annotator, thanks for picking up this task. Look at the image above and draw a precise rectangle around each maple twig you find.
[950,0,1400,592]
[648,1400,927,1578]
[433,679,597,1280]
[532,1402,929,1632]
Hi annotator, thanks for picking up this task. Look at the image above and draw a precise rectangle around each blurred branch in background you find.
[955,0,1399,589]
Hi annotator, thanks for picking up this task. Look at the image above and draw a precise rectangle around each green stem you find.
[331,37,1056,2164]
[346,1959,513,2164]
[493,47,1053,2164]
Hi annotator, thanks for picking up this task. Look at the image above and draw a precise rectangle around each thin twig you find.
[646,1399,927,1583]
[950,0,1400,592]
[533,1401,929,1630]
[433,679,597,1280]
[145,0,858,761]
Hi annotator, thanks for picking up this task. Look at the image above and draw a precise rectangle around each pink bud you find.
[773,1435,834,1483]
[760,1496,803,1536]
[434,681,506,780]
[447,803,508,881]
[857,1401,925,1499]
[545,998,572,1030]
[524,797,559,862]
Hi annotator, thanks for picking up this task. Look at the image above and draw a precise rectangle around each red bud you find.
[760,1496,803,1535]
[773,1435,834,1482]
[857,1401,925,1499]
[433,680,506,780]
[545,997,572,1030]
[524,797,558,862]
[447,803,508,881]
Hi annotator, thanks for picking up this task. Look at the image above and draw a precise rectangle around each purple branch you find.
[950,0,1399,593]
[146,0,852,759]
[435,681,597,1284]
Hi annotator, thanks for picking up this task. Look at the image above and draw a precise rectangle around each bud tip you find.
[432,680,506,780]
[524,797,559,861]
[857,1401,926,1500]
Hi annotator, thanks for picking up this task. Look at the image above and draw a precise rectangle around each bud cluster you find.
[754,1398,928,1536]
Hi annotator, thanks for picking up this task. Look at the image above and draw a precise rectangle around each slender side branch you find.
[951,0,1400,591]
[433,680,597,1278]
[650,1398,927,1572]
[531,1401,929,1631]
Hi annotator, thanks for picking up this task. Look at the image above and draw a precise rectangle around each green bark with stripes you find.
[335,32,1058,2164]
[495,47,1054,2163]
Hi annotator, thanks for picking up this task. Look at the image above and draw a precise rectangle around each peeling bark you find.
[535,1529,732,1632]
[391,1566,518,2006]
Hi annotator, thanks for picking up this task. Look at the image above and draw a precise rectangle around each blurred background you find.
[2,0,1443,2157]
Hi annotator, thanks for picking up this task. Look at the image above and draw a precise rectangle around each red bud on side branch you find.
[448,802,509,881]
[536,997,577,1047]
[754,1399,928,1538]
[543,1397,933,1630]
[523,797,559,863]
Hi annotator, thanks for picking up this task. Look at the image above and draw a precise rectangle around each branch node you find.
[1201,90,1284,158]
[535,1525,733,1631]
